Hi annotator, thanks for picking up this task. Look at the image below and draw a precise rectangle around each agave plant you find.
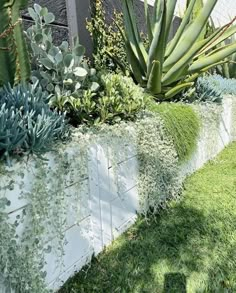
[216,33,236,79]
[118,0,236,99]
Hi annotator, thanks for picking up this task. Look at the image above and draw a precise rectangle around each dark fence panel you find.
[21,0,181,56]
[22,0,69,44]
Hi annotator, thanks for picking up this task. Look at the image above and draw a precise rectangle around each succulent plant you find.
[183,75,223,103]
[26,4,99,97]
[216,34,236,79]
[183,74,236,103]
[207,74,236,95]
[195,75,223,103]
[0,0,31,86]
[0,83,68,163]
[116,0,236,100]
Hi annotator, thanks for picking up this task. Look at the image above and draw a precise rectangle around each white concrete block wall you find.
[1,96,236,292]
[44,138,140,290]
[180,96,235,178]
[1,134,139,291]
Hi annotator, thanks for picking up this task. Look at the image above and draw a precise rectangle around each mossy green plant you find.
[148,102,200,162]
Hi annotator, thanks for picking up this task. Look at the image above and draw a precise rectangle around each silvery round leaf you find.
[73,67,88,78]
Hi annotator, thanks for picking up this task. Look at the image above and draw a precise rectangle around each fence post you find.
[65,0,93,56]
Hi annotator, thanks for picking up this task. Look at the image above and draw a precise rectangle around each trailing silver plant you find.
[135,114,182,214]
[0,128,92,292]
[77,114,182,215]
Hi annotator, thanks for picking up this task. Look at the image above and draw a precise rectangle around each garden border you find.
[1,96,236,292]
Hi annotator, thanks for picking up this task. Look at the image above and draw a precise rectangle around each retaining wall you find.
[1,96,236,291]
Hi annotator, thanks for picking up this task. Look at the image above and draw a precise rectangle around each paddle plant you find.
[118,0,236,99]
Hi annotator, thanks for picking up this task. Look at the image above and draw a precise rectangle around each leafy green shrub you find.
[50,73,147,126]
[149,102,200,162]
[0,83,67,163]
[26,4,99,97]
[87,0,129,73]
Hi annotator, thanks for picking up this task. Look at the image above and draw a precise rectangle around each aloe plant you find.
[222,38,236,79]
[118,0,236,99]
[0,0,31,86]
[216,34,236,79]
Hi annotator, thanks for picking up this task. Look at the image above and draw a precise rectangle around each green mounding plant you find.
[50,73,147,126]
[0,0,31,86]
[87,0,128,73]
[148,102,200,161]
[117,0,236,100]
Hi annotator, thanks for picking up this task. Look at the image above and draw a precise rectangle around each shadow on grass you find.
[58,143,236,292]
[164,273,187,293]
[59,203,233,293]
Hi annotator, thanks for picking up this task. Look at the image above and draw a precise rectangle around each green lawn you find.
[59,143,236,293]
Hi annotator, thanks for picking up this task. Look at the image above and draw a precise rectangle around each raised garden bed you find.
[1,96,236,291]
